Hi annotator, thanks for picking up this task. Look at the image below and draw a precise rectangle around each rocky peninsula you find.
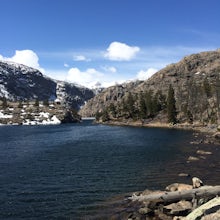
[0,99,81,125]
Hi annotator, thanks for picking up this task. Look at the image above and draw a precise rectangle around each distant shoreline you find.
[97,119,220,146]
[99,119,218,133]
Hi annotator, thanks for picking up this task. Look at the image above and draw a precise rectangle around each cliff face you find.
[79,80,143,117]
[80,50,220,126]
[137,50,220,125]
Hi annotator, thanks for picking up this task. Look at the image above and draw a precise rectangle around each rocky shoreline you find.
[90,120,220,219]
[98,119,220,145]
[118,182,220,220]
[0,100,81,125]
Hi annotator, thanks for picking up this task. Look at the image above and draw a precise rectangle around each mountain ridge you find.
[80,49,220,130]
[0,60,95,109]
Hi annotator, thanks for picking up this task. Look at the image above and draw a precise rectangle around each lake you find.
[0,120,219,219]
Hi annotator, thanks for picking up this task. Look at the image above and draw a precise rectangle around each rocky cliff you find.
[80,49,220,127]
[0,61,95,110]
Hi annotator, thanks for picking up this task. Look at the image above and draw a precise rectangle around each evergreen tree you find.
[155,90,167,110]
[34,99,39,107]
[203,78,212,98]
[43,99,49,106]
[139,92,147,119]
[167,85,177,124]
[122,92,136,119]
[102,109,110,122]
[108,103,116,118]
[152,95,160,115]
[18,100,23,108]
[1,97,8,109]
[95,111,102,121]
[126,92,136,119]
[145,90,153,117]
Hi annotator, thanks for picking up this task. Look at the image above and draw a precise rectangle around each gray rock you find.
[163,200,192,215]
[80,49,220,127]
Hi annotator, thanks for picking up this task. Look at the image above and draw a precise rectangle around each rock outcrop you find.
[79,80,143,117]
[0,100,81,125]
[127,180,220,220]
[80,49,220,127]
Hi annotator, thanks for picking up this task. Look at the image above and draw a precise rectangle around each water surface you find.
[0,121,219,219]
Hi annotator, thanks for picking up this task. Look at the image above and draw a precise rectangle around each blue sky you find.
[0,0,220,88]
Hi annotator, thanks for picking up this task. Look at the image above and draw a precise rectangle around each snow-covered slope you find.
[0,61,95,109]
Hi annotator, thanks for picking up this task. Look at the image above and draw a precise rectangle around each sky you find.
[0,0,220,88]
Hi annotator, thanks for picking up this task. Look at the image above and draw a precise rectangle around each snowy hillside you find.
[0,61,95,109]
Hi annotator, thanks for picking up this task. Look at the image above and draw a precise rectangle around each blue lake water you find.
[0,120,219,219]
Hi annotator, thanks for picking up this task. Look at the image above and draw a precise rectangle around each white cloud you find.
[101,66,117,73]
[66,67,104,88]
[64,63,69,68]
[0,50,45,73]
[105,41,140,61]
[137,68,158,81]
[73,55,91,62]
[65,67,127,88]
[46,70,68,81]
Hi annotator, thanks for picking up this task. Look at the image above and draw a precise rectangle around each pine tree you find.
[167,85,177,124]
[139,92,147,119]
[203,78,212,98]
[18,100,23,108]
[108,103,116,118]
[102,109,110,122]
[34,99,39,107]
[43,99,49,106]
[124,92,136,119]
[145,90,153,117]
[1,97,8,109]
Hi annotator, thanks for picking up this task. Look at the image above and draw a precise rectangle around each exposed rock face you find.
[79,80,143,117]
[0,61,95,110]
[136,50,220,125]
[80,49,220,126]
[55,81,94,109]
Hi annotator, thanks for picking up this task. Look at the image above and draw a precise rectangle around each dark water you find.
[0,121,219,219]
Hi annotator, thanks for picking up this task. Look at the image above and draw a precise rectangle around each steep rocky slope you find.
[0,61,95,109]
[79,80,143,117]
[80,49,220,127]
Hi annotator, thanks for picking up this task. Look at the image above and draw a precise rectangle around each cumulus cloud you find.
[66,67,104,88]
[73,55,91,61]
[137,68,158,80]
[64,63,69,68]
[101,66,117,73]
[105,41,140,61]
[0,50,45,73]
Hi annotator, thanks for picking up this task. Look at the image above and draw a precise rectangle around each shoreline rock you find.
[123,179,220,220]
[0,101,81,125]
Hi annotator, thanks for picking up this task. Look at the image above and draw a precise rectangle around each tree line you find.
[96,84,177,124]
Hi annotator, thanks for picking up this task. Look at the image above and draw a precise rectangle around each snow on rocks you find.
[0,100,80,125]
[0,111,12,119]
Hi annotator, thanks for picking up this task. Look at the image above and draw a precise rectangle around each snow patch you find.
[0,84,12,99]
[22,113,61,125]
[39,112,49,118]
[41,115,61,125]
[0,111,13,119]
